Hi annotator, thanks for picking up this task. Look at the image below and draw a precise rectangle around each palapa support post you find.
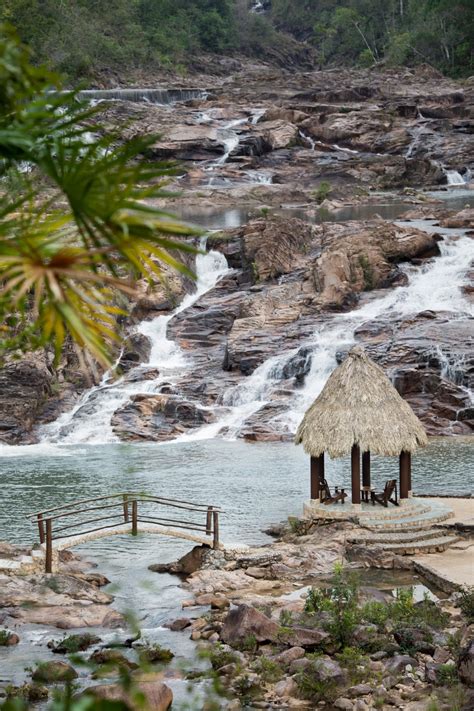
[45,518,53,574]
[212,510,219,549]
[399,451,410,500]
[131,500,138,535]
[362,451,371,488]
[206,506,213,536]
[362,451,371,502]
[351,444,361,505]
[123,494,129,523]
[37,513,45,545]
[310,454,324,500]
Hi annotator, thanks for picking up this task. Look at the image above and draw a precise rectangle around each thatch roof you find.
[295,346,428,458]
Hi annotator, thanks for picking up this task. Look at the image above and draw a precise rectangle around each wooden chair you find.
[320,478,347,505]
[370,479,398,507]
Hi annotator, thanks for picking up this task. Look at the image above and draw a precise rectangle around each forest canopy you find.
[0,0,472,78]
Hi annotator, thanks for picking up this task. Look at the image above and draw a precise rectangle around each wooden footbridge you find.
[29,493,222,573]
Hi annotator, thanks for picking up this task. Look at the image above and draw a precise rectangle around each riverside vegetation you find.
[1,556,474,711]
[0,0,472,78]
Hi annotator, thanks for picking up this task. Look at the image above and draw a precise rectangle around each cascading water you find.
[446,169,470,186]
[40,242,229,444]
[77,88,208,105]
[185,219,474,440]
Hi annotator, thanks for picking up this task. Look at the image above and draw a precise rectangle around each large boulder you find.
[220,605,280,645]
[0,361,52,444]
[32,661,78,683]
[83,679,173,710]
[111,394,214,441]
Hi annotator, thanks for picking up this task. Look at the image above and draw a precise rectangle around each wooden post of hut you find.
[362,451,371,502]
[295,346,427,517]
[310,454,324,500]
[399,451,411,500]
[351,445,361,506]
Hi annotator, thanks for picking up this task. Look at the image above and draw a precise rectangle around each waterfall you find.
[299,130,316,151]
[186,219,474,440]
[40,242,229,444]
[446,170,468,186]
[77,88,208,105]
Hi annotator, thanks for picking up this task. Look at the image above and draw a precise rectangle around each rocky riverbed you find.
[0,62,473,445]
[2,514,473,710]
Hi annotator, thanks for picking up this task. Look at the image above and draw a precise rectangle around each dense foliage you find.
[0,27,196,367]
[271,0,474,76]
[1,0,473,78]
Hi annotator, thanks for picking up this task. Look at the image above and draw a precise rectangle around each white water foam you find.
[40,242,229,445]
[183,220,474,441]
[446,170,469,186]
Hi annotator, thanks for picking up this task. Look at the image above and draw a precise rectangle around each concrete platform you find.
[414,540,474,592]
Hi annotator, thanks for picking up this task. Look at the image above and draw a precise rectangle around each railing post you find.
[45,518,53,574]
[131,500,138,536]
[37,514,45,545]
[206,507,212,537]
[123,495,129,523]
[212,510,219,550]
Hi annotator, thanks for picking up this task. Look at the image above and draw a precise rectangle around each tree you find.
[0,26,197,368]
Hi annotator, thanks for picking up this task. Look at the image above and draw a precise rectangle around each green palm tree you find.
[0,25,198,368]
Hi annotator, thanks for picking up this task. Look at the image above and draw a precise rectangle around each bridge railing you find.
[28,493,222,573]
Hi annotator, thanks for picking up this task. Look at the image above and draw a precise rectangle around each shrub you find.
[252,656,283,683]
[458,586,474,622]
[358,254,375,290]
[139,644,174,664]
[437,663,459,687]
[312,181,332,204]
[295,667,339,703]
[50,633,101,654]
[209,644,240,670]
[305,564,360,649]
[0,630,14,646]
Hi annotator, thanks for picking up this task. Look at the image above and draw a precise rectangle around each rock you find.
[384,655,418,675]
[10,605,124,629]
[32,661,78,683]
[90,649,138,670]
[307,655,347,685]
[112,394,214,441]
[271,646,305,666]
[348,683,373,697]
[458,638,474,685]
[163,618,192,632]
[211,596,230,610]
[0,361,52,444]
[119,333,152,371]
[347,545,395,568]
[334,699,353,711]
[150,546,210,575]
[220,605,280,645]
[138,646,175,664]
[49,633,101,654]
[433,646,451,664]
[283,626,329,649]
[274,677,298,698]
[82,680,173,710]
[353,701,370,711]
[0,630,19,646]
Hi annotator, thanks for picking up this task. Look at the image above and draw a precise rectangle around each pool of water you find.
[0,439,472,694]
[176,189,474,230]
[1,439,472,547]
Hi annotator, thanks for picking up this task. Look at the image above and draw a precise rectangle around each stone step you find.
[364,505,454,531]
[349,528,449,545]
[374,534,459,555]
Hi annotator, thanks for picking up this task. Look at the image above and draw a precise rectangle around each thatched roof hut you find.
[295,346,428,505]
